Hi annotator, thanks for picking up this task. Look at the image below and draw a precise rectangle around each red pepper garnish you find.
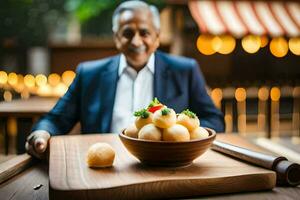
[148,104,163,113]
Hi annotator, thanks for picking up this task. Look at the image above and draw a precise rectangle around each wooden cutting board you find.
[49,134,276,200]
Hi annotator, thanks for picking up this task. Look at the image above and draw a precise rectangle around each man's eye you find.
[122,30,134,39]
[140,30,150,37]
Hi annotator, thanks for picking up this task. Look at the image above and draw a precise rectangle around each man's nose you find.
[131,33,143,47]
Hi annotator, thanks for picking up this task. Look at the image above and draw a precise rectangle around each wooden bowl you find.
[119,128,216,167]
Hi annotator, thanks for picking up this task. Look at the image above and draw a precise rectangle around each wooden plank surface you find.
[49,134,276,200]
[0,154,33,184]
[0,97,57,116]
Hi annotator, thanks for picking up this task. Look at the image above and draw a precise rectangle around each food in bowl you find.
[134,109,153,129]
[138,123,162,141]
[125,98,209,141]
[163,124,190,141]
[124,123,139,138]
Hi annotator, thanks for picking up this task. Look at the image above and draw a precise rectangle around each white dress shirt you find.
[110,54,154,133]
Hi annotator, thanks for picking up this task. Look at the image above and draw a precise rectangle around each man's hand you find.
[25,130,50,159]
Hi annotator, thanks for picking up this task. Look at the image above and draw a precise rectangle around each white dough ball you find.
[190,127,209,140]
[163,124,190,141]
[86,143,115,168]
[138,123,162,141]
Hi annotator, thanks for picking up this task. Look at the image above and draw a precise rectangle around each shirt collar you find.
[118,53,155,76]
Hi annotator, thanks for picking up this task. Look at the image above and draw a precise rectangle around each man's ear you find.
[113,33,121,50]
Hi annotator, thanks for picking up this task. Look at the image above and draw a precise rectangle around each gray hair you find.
[112,1,160,33]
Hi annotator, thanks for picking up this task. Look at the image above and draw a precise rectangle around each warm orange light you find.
[260,35,269,48]
[0,71,8,84]
[241,35,261,54]
[35,74,47,87]
[218,35,236,54]
[53,83,68,97]
[211,36,222,52]
[48,73,61,87]
[211,88,223,102]
[8,72,18,86]
[3,91,12,101]
[235,88,246,102]
[62,70,76,86]
[21,90,30,99]
[24,74,35,88]
[196,34,216,55]
[289,37,300,55]
[270,37,288,57]
[37,84,52,96]
[270,87,280,101]
[258,87,269,101]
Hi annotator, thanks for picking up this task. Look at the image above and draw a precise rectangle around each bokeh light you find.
[24,74,35,88]
[211,36,222,52]
[37,84,52,96]
[0,71,8,84]
[258,87,269,101]
[270,37,288,57]
[3,91,12,101]
[217,35,236,54]
[35,74,47,87]
[196,34,216,55]
[62,70,76,86]
[288,37,300,55]
[53,83,68,97]
[235,88,246,102]
[8,72,18,86]
[48,73,61,87]
[242,35,261,54]
[211,88,223,102]
[260,35,269,48]
[270,87,280,101]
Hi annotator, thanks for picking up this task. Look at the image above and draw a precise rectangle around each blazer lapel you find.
[99,55,120,132]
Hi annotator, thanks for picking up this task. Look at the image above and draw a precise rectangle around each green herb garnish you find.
[182,109,197,118]
[161,108,171,116]
[134,109,150,119]
[147,97,161,108]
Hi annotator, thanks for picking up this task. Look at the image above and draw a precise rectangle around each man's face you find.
[114,9,160,70]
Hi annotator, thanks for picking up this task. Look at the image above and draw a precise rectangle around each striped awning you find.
[188,0,300,37]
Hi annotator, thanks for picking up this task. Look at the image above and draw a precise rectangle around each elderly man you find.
[26,0,224,159]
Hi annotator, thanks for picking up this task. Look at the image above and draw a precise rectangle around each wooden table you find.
[0,134,299,200]
[0,97,58,154]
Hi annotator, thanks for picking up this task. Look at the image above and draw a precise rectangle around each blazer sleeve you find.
[189,60,225,132]
[31,65,83,135]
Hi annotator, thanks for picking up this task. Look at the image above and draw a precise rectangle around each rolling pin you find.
[211,140,300,186]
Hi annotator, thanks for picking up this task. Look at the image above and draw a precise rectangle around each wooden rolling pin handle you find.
[211,140,300,186]
[275,160,300,186]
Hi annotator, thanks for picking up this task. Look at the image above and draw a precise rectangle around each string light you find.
[196,34,216,55]
[0,71,8,84]
[62,70,76,86]
[53,83,68,97]
[288,37,300,55]
[24,74,35,88]
[217,35,236,54]
[258,87,269,101]
[242,35,261,54]
[235,88,246,102]
[3,91,12,101]
[35,74,47,87]
[270,87,280,101]
[260,35,269,48]
[48,73,61,87]
[270,37,288,57]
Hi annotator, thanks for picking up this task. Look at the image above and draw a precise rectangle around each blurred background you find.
[0,0,299,162]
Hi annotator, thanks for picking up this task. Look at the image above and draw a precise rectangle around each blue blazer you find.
[32,51,224,135]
